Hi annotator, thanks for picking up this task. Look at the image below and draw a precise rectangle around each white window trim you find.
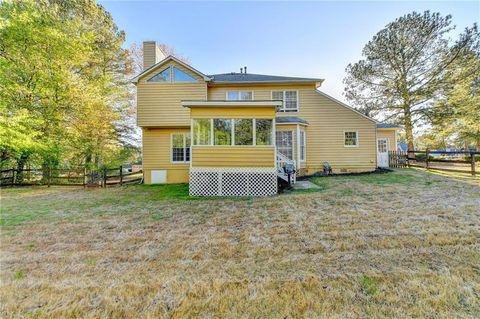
[271,90,299,112]
[344,130,359,147]
[225,90,254,101]
[300,130,306,162]
[170,132,191,163]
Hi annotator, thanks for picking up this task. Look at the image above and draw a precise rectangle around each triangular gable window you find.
[173,67,196,82]
[147,67,171,82]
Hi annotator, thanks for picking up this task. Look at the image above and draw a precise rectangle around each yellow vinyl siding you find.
[137,61,207,127]
[190,107,275,119]
[192,146,275,167]
[377,129,397,151]
[209,84,376,173]
[142,127,190,184]
[208,84,313,100]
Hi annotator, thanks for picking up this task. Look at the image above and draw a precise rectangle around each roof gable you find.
[131,55,211,83]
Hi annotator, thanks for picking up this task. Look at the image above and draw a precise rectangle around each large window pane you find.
[227,91,239,100]
[214,119,232,145]
[172,133,190,162]
[239,91,253,100]
[344,131,358,146]
[276,131,293,160]
[256,119,273,145]
[285,91,298,111]
[147,67,171,82]
[173,67,196,82]
[193,119,211,145]
[172,134,185,162]
[227,91,253,100]
[234,119,253,145]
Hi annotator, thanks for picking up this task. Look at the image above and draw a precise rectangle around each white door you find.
[377,138,389,168]
[276,131,294,160]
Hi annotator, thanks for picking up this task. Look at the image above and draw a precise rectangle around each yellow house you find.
[133,41,401,196]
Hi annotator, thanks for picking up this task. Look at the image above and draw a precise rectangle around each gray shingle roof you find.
[209,73,323,83]
[276,116,309,125]
[377,123,402,129]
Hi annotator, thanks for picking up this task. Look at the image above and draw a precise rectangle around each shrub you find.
[463,155,480,162]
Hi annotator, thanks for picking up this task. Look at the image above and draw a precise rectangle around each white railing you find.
[276,151,296,184]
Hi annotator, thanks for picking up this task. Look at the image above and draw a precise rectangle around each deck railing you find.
[276,151,296,184]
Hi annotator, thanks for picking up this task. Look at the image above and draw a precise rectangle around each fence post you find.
[119,165,123,186]
[47,167,51,187]
[12,168,16,186]
[425,148,430,169]
[83,167,87,188]
[103,167,107,188]
[471,153,476,176]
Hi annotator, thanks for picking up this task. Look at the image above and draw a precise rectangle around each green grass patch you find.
[361,275,378,296]
[14,270,24,280]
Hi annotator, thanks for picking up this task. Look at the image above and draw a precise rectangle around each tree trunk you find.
[16,153,30,184]
[403,105,415,156]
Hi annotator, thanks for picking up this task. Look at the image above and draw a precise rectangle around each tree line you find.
[344,11,480,151]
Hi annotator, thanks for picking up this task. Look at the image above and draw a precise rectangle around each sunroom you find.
[182,100,282,196]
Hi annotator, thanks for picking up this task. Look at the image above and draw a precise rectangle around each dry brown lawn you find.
[1,169,479,318]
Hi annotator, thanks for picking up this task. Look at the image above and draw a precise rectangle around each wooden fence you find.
[0,166,143,188]
[389,150,478,176]
[388,151,408,168]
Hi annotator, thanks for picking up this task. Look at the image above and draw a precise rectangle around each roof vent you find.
[240,67,243,73]
[244,66,247,73]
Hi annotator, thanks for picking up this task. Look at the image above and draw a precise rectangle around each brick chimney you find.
[143,41,166,70]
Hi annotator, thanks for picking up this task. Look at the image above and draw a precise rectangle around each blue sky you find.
[100,1,479,102]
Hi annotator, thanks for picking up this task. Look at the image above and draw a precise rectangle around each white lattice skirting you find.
[189,167,277,197]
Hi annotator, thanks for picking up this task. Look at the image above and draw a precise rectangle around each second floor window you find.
[147,66,197,83]
[147,67,171,82]
[226,91,253,101]
[272,90,298,112]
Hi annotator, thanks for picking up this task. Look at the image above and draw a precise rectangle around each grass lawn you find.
[1,169,479,318]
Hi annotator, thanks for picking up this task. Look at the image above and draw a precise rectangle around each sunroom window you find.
[234,119,253,145]
[227,91,253,101]
[272,90,298,112]
[193,119,211,145]
[147,67,171,82]
[255,119,273,145]
[214,119,232,145]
